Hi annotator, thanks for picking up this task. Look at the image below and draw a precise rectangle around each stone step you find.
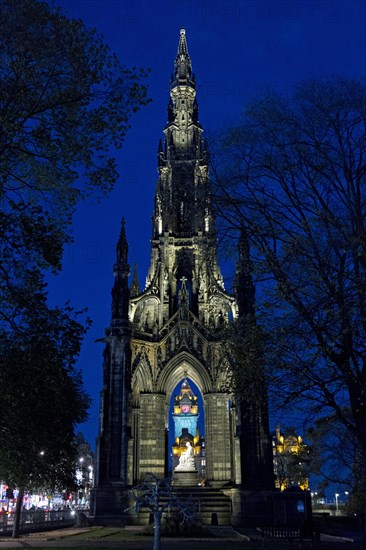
[129,486,232,526]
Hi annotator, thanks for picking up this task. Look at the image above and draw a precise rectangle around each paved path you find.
[0,527,362,549]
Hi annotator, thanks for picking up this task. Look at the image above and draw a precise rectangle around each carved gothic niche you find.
[171,323,193,352]
[132,296,160,332]
[208,295,231,328]
[131,349,153,393]
[216,360,234,393]
[175,248,193,281]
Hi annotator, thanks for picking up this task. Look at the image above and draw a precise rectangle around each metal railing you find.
[0,509,75,535]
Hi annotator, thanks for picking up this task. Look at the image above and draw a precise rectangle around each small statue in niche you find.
[144,311,151,332]
[180,326,187,347]
[163,270,169,300]
[196,338,202,357]
[175,442,196,471]
[175,329,181,348]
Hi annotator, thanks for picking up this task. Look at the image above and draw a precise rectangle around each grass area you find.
[56,526,221,541]
[56,527,152,541]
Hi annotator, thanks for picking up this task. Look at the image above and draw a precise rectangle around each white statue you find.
[175,441,196,471]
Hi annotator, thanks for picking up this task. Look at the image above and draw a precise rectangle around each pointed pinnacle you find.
[130,263,140,298]
[177,28,189,56]
[175,27,192,79]
[116,217,128,266]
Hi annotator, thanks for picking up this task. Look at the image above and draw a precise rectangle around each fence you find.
[0,509,75,535]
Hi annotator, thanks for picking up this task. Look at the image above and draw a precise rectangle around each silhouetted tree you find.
[0,0,150,537]
[0,298,90,538]
[306,414,365,518]
[213,77,366,533]
[128,474,199,550]
[0,0,150,333]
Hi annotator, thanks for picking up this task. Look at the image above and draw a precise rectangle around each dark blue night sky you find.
[50,0,366,447]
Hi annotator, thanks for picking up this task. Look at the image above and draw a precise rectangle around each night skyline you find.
[50,0,366,447]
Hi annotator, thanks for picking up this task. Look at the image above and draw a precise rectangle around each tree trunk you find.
[153,511,162,550]
[362,451,366,540]
[12,486,24,539]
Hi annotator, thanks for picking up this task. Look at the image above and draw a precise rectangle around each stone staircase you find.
[130,486,232,526]
[178,487,232,525]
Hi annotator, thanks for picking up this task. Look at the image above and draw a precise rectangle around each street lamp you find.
[335,493,339,512]
[78,458,85,506]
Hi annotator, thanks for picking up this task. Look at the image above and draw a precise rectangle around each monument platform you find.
[128,486,232,526]
[173,470,198,486]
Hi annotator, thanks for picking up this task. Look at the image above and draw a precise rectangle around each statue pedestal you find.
[173,470,198,486]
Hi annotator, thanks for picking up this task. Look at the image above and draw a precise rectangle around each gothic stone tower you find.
[92,29,274,525]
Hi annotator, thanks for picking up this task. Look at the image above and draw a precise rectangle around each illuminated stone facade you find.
[127,29,237,486]
[92,29,274,525]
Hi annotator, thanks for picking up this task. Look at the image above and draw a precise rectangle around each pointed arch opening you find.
[168,377,205,477]
[156,351,213,396]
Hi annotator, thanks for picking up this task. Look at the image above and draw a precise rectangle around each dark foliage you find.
[212,76,366,529]
[0,0,150,537]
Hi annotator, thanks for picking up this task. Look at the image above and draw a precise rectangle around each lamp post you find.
[78,458,84,506]
[86,465,93,508]
[335,493,339,512]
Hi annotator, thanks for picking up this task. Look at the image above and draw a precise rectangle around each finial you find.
[175,27,192,80]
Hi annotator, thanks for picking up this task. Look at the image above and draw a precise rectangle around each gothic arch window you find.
[132,354,153,394]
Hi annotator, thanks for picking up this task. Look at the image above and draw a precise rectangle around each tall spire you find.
[116,218,128,266]
[174,28,192,81]
[111,218,130,325]
[151,27,210,239]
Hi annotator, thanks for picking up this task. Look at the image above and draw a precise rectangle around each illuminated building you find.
[272,426,309,491]
[92,29,274,526]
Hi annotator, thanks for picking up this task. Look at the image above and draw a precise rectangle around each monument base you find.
[90,483,129,526]
[173,470,198,486]
[230,488,274,527]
